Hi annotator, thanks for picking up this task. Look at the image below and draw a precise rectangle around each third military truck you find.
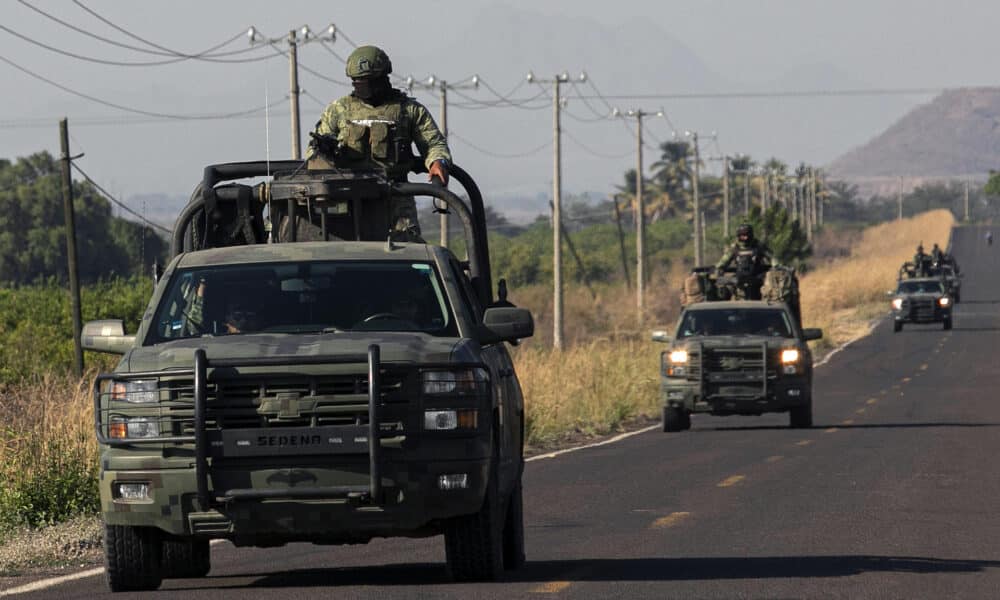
[890,277,953,331]
[82,158,532,590]
[654,264,822,430]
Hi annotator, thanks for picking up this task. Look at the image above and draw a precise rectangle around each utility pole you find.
[408,75,480,246]
[287,30,302,159]
[805,172,813,243]
[635,112,644,320]
[612,197,631,289]
[59,119,83,377]
[743,167,750,216]
[249,25,335,160]
[614,108,663,322]
[722,157,730,237]
[687,131,704,266]
[761,170,769,212]
[529,71,585,350]
[817,172,824,226]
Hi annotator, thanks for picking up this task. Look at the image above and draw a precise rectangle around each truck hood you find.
[124,332,474,372]
[678,336,799,350]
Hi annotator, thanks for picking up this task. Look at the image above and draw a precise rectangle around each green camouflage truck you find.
[83,160,533,591]
[657,276,822,431]
[889,277,953,331]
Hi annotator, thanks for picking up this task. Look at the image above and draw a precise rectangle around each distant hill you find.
[827,88,1000,195]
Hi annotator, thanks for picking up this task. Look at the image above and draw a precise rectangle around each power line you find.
[0,53,288,119]
[447,85,548,109]
[0,22,272,67]
[566,88,945,100]
[72,0,266,59]
[0,110,286,129]
[21,0,266,61]
[71,162,172,234]
[563,130,632,159]
[448,131,551,158]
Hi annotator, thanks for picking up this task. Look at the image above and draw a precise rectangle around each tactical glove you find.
[428,159,449,186]
[308,132,340,158]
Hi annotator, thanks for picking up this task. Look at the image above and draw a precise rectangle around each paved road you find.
[16,226,1000,599]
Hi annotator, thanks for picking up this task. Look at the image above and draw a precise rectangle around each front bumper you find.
[893,305,951,324]
[100,451,490,541]
[662,378,810,415]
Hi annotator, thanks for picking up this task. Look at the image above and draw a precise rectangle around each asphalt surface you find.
[11,225,1000,599]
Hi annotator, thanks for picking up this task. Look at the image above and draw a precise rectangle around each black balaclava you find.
[352,75,392,105]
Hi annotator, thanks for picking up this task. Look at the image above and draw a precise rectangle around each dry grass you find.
[513,340,661,447]
[798,209,955,351]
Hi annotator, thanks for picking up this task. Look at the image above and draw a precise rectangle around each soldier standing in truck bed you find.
[309,45,451,239]
[715,223,772,299]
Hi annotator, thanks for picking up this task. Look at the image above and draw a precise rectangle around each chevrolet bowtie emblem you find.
[277,392,301,418]
[720,357,744,370]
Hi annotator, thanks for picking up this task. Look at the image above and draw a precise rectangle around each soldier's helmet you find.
[917,244,924,253]
[345,46,393,79]
[737,223,754,243]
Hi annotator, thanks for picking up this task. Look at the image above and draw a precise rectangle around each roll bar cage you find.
[171,160,494,307]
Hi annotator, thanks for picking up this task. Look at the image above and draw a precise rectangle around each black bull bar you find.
[94,345,390,509]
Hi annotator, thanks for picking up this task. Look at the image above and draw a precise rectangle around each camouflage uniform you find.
[716,239,772,300]
[716,239,772,274]
[311,90,451,238]
[913,248,929,277]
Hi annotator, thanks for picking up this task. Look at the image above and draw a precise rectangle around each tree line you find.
[0,152,166,285]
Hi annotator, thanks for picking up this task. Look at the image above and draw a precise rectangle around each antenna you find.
[264,79,271,178]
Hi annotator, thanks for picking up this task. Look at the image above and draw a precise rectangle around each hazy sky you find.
[1,0,996,219]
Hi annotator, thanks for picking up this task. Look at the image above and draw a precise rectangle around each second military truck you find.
[657,267,822,430]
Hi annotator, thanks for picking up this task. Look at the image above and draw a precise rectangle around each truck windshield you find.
[677,308,794,338]
[150,261,457,342]
[897,280,944,294]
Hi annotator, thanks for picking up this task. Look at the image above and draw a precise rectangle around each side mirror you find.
[885,290,896,297]
[651,330,672,343]
[802,328,823,342]
[81,320,136,355]
[479,307,534,344]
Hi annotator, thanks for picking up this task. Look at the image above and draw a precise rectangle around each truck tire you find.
[104,524,163,592]
[893,321,902,333]
[162,538,211,578]
[502,478,526,571]
[943,318,953,331]
[444,461,504,582]
[663,406,689,432]
[789,398,813,429]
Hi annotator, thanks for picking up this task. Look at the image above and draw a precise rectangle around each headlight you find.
[669,350,689,364]
[424,409,478,430]
[938,297,950,307]
[110,379,159,403]
[421,368,488,395]
[109,416,160,439]
[891,298,903,310]
[781,349,800,364]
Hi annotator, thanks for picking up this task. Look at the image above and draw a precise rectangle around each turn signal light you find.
[109,420,127,439]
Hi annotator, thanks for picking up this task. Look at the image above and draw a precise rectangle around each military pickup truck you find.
[82,161,533,591]
[890,277,953,332]
[653,301,822,431]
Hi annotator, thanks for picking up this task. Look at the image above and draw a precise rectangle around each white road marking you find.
[527,425,660,462]
[0,568,104,597]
